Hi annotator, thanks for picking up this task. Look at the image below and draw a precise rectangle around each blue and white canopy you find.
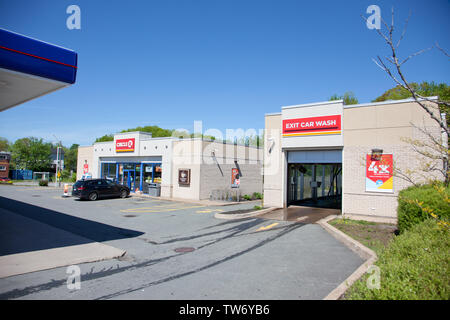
[0,28,77,111]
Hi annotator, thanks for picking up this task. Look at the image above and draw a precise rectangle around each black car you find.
[72,179,130,201]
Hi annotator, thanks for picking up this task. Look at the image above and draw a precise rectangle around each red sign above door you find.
[116,138,135,152]
[283,114,341,136]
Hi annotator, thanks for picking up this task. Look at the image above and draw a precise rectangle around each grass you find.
[329,218,396,253]
[334,218,450,300]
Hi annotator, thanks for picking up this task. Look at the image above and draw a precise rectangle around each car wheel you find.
[120,190,128,198]
[88,192,98,201]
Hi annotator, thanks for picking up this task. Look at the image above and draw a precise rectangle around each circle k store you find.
[76,131,263,201]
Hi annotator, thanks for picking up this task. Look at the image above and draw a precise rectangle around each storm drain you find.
[174,247,195,253]
[32,195,41,197]
[123,214,137,218]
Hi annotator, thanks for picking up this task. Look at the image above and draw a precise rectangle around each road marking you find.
[196,209,224,213]
[256,223,279,232]
[120,205,205,213]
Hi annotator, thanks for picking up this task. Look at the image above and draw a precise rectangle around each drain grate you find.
[32,195,41,197]
[174,247,195,253]
[123,214,137,218]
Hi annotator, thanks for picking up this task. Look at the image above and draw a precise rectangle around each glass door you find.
[287,163,342,208]
[123,170,135,191]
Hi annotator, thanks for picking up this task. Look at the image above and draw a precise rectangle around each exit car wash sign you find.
[366,154,393,193]
[282,115,341,136]
[116,138,135,152]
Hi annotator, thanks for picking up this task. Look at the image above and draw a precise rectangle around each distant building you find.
[0,152,11,179]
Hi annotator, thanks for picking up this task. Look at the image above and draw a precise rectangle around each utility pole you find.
[53,135,62,187]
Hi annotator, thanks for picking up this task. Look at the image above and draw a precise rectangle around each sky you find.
[0,0,449,146]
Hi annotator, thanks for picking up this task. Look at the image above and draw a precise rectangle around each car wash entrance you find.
[287,150,342,209]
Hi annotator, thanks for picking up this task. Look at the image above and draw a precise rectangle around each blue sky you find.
[1,0,449,146]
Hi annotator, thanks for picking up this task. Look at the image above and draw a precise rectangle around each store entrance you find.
[123,169,135,191]
[287,163,342,209]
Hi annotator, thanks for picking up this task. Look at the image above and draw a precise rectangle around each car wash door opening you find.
[287,163,342,209]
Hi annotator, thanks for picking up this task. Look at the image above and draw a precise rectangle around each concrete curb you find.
[130,193,261,207]
[0,243,126,279]
[214,207,278,220]
[342,213,397,225]
[316,215,378,300]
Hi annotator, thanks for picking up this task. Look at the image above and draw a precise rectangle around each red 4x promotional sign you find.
[365,154,393,193]
[116,138,135,152]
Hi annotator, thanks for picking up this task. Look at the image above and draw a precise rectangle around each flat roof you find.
[264,96,440,116]
[343,96,439,109]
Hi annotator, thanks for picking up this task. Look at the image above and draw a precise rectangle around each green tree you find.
[0,137,9,151]
[120,125,174,137]
[10,137,52,171]
[373,81,450,126]
[63,143,79,172]
[329,91,359,105]
[94,134,114,143]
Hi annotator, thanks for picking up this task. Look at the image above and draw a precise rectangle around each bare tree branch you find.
[400,47,432,65]
[397,10,412,48]
[435,42,450,58]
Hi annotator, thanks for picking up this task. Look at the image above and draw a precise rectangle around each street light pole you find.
[53,134,62,187]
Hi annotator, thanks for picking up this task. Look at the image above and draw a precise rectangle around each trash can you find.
[147,183,161,197]
[143,182,149,194]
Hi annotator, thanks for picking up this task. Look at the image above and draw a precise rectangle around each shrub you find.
[252,192,263,200]
[39,180,48,187]
[243,194,252,201]
[346,219,450,300]
[397,183,450,233]
[71,172,77,183]
[253,205,262,210]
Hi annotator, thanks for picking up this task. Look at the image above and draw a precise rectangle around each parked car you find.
[0,177,12,184]
[72,178,130,201]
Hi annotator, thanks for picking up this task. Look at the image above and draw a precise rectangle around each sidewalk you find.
[130,192,262,207]
[11,181,66,189]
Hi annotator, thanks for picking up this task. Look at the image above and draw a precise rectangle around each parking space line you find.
[195,209,224,213]
[256,223,279,232]
[120,205,205,213]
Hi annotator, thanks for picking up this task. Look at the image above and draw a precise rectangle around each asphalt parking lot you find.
[0,184,364,300]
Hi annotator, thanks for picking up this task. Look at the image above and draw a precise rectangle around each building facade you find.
[77,132,263,201]
[0,151,11,179]
[263,97,444,221]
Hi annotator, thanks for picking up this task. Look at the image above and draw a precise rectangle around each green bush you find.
[346,219,450,300]
[243,194,252,201]
[252,192,263,200]
[71,172,77,183]
[39,180,48,187]
[397,183,450,233]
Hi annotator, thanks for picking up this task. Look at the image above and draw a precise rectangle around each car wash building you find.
[263,97,443,221]
[77,131,263,201]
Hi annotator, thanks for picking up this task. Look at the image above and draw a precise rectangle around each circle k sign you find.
[116,138,135,152]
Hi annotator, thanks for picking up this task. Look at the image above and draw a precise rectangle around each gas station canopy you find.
[0,28,77,112]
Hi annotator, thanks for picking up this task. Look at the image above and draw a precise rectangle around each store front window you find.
[101,163,117,181]
[101,162,162,193]
[142,163,162,194]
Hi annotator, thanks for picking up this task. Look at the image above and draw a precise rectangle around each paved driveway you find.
[0,185,363,300]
